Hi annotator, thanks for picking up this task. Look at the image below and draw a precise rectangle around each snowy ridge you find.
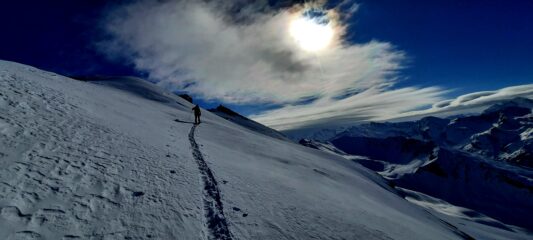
[209,105,289,141]
[73,75,186,109]
[483,97,533,114]
[1,60,472,239]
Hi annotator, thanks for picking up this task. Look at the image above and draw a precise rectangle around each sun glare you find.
[289,10,334,52]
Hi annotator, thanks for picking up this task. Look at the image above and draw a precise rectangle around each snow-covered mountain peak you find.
[482,97,533,115]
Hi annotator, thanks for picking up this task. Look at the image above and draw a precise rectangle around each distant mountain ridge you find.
[297,97,533,231]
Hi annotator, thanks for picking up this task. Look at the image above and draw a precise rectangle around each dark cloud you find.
[259,49,309,74]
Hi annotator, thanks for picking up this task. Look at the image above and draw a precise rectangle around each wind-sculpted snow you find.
[1,60,469,239]
[0,62,204,239]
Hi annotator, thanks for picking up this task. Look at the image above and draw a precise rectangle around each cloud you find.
[391,84,533,121]
[251,86,446,130]
[100,0,531,131]
[252,84,533,130]
[98,0,434,104]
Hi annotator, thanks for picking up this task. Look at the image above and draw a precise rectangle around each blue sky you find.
[1,0,532,128]
[349,0,533,95]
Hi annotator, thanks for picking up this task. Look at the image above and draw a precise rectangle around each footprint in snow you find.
[232,207,248,217]
[132,191,144,197]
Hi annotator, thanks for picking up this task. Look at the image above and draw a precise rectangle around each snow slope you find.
[296,101,533,239]
[208,105,289,141]
[0,60,470,239]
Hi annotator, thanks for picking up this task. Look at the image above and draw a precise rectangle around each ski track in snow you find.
[189,124,233,240]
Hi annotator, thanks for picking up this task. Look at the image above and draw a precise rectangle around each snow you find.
[483,98,533,115]
[208,105,289,141]
[398,188,532,240]
[293,100,533,239]
[0,62,203,239]
[299,141,533,239]
[520,127,533,140]
[0,60,472,239]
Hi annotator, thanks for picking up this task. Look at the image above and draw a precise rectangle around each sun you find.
[289,9,334,52]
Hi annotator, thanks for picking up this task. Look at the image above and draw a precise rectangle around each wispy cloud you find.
[251,86,446,130]
[98,0,531,131]
[390,84,533,120]
[252,84,533,130]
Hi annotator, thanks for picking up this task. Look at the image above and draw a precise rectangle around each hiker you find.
[192,104,201,124]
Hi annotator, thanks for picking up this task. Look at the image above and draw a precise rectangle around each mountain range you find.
[296,98,533,234]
